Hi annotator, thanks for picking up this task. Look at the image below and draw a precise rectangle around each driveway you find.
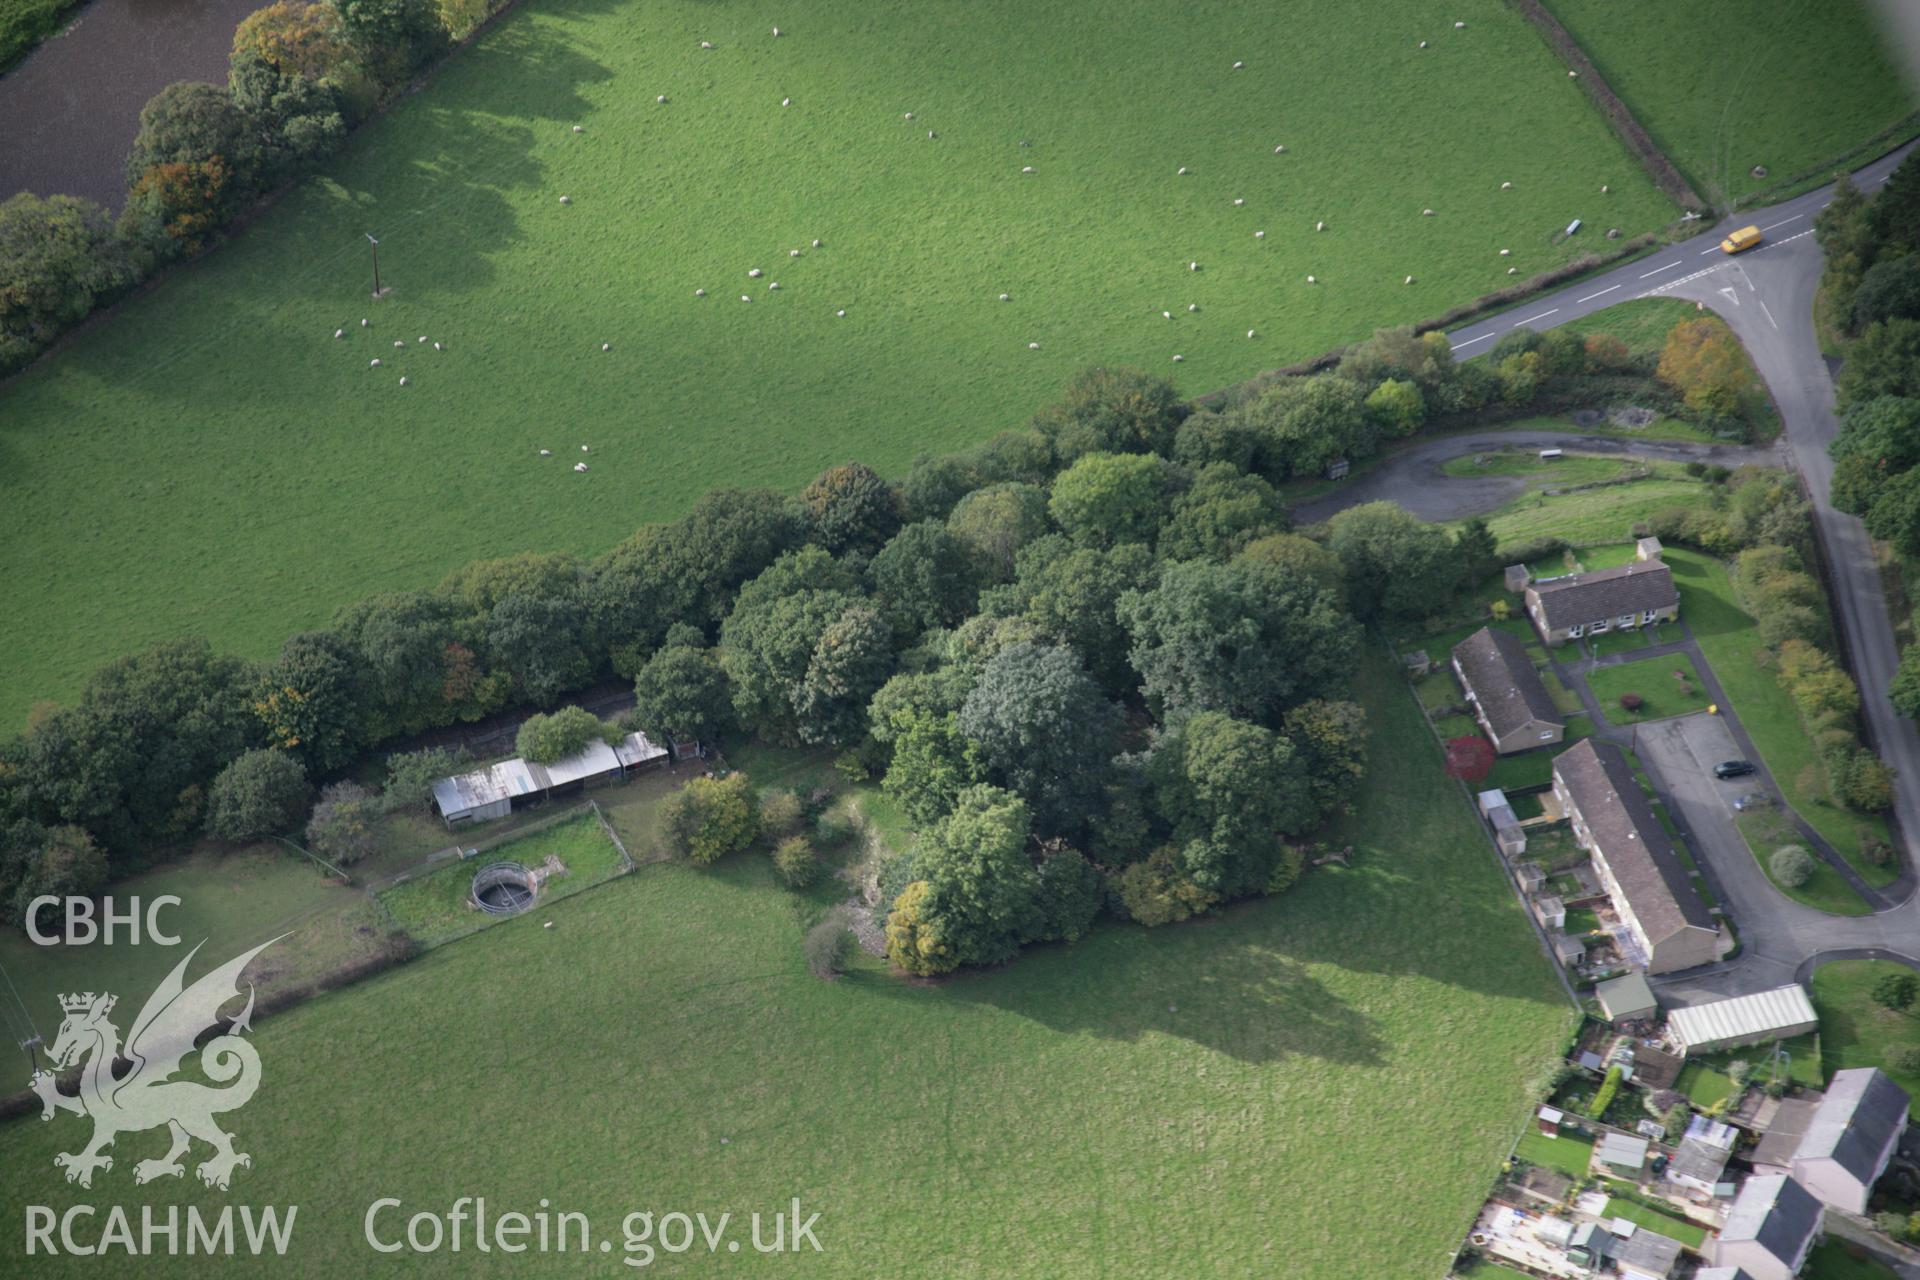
[1290,429,1777,527]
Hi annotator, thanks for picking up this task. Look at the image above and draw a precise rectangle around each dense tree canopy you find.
[958,643,1119,838]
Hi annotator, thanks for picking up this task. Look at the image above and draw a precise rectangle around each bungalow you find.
[1552,740,1719,975]
[1451,627,1566,753]
[1788,1068,1910,1215]
[1525,560,1679,647]
[1712,1174,1822,1280]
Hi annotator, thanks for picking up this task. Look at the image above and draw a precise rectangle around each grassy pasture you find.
[0,0,1680,731]
[1810,959,1920,1094]
[0,649,1571,1277]
[1546,0,1918,207]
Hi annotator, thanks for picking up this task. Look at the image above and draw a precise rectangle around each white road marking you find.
[1761,214,1803,232]
[1576,285,1620,303]
[1452,333,1493,349]
[1699,245,1723,256]
[1760,300,1779,330]
[1511,309,1558,328]
[1641,261,1681,277]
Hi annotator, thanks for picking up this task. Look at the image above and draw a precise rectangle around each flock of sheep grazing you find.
[334,16,1590,435]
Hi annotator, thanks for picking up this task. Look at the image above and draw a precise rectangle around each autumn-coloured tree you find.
[122,159,232,252]
[233,1,355,81]
[1657,318,1754,422]
[1443,735,1495,783]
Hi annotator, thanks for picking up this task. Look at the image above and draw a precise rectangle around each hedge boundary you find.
[1509,0,1707,213]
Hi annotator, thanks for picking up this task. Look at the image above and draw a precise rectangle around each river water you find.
[0,0,265,208]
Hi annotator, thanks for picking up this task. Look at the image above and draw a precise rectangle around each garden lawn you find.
[1600,1194,1707,1250]
[1804,1238,1902,1280]
[1737,807,1872,916]
[375,810,626,946]
[0,0,1681,733]
[1514,1128,1593,1178]
[1674,1060,1736,1109]
[1546,0,1917,207]
[1586,654,1710,723]
[1475,476,1710,549]
[1666,548,1897,887]
[0,648,1571,1278]
[1810,959,1920,1095]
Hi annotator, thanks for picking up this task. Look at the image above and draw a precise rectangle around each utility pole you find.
[367,232,383,299]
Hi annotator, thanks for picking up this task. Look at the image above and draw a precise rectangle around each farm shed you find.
[1666,986,1818,1056]
[526,737,624,796]
[433,759,538,826]
[614,730,670,771]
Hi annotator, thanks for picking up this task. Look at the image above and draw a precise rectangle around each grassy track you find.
[0,649,1571,1276]
[1546,0,1917,206]
[0,0,1679,731]
[1810,959,1920,1094]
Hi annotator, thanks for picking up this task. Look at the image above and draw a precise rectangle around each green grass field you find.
[1665,547,1896,885]
[0,0,1683,733]
[1547,0,1918,207]
[1585,653,1709,723]
[1810,959,1920,1094]
[1472,473,1709,548]
[0,649,1572,1277]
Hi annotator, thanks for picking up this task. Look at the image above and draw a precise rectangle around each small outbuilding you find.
[1596,972,1659,1023]
[1666,985,1818,1056]
[1536,1104,1564,1135]
[433,759,539,826]
[1597,1131,1649,1172]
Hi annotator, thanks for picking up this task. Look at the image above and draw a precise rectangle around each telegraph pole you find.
[367,232,383,299]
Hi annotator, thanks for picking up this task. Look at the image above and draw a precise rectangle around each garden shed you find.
[1597,1132,1649,1171]
[1666,985,1818,1056]
[1596,973,1659,1023]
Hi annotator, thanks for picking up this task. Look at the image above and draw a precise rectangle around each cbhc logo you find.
[25,896,182,946]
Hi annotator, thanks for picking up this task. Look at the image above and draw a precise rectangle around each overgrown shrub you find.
[660,773,760,865]
[759,790,804,840]
[1589,1065,1623,1118]
[205,748,310,842]
[803,914,853,979]
[771,835,818,889]
[1769,845,1816,889]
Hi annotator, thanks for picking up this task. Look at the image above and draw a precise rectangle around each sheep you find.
[1172,354,1183,362]
[768,282,780,290]
[575,463,588,472]
[741,295,753,302]
[601,343,611,351]
[572,125,584,133]
[812,238,822,248]
[772,26,780,36]
[657,95,667,104]
[1422,208,1435,216]
[1273,144,1286,153]
[1187,304,1197,312]
[394,340,406,348]
[399,377,409,386]
[1232,60,1244,69]
[371,358,382,367]
[791,249,802,257]
[540,449,551,456]
[361,318,370,327]
[1177,166,1189,175]
[1247,330,1256,339]
[1455,20,1466,28]
[434,342,444,351]
[695,289,707,298]
[1162,311,1172,320]
[1254,230,1265,239]
[1507,267,1518,275]
[1022,166,1035,173]
[1405,275,1414,285]
[334,329,345,339]
[1600,184,1610,194]
[999,293,1010,301]
[1233,198,1244,206]
[1306,275,1316,284]
[783,98,792,107]
[928,130,936,139]
[749,268,763,278]
[1315,220,1325,231]
[1499,181,1511,190]
[836,309,846,317]
[1189,261,1199,271]
[1028,342,1040,350]
[904,112,913,120]
[1498,248,1510,256]
[1419,40,1428,48]
[560,195,572,204]
[700,40,712,49]
[418,336,428,343]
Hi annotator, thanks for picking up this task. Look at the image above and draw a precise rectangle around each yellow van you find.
[1720,225,1763,254]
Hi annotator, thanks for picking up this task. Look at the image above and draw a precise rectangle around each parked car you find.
[1714,760,1757,779]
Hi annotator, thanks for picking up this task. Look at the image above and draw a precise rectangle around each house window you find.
[1642,609,1657,623]
[1539,730,1554,740]
[1590,618,1610,633]
[1619,614,1636,628]
[1567,624,1585,638]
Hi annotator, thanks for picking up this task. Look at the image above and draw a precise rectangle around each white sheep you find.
[394,340,406,348]
[1455,20,1466,28]
[1172,354,1183,362]
[1162,311,1172,319]
[812,238,822,248]
[540,449,551,456]
[559,195,571,204]
[769,282,780,290]
[1422,208,1435,216]
[1022,166,1035,173]
[700,40,712,49]
[1255,230,1265,239]
[1247,330,1256,339]
[1405,276,1414,284]
[418,336,428,343]
[399,377,409,386]
[1273,145,1286,153]
[741,295,753,302]
[1601,185,1610,194]
[772,26,780,36]
[1419,40,1428,48]
[575,463,588,472]
[334,329,344,339]
[434,342,443,351]
[1316,220,1325,231]
[783,98,792,107]
[904,112,913,120]
[999,293,1010,301]
[1177,166,1188,175]
[695,289,706,298]
[1499,248,1510,256]
[1189,261,1199,271]
[601,343,611,351]
[1500,181,1511,190]
[928,130,936,139]
[1187,304,1197,312]
[657,95,667,104]
[1028,342,1040,350]
[1233,198,1244,206]
[572,125,584,133]
[1507,267,1518,275]
[1232,60,1244,69]
[371,358,382,367]
[791,249,802,257]
[1306,275,1316,284]
[836,309,846,317]
[360,318,369,327]
[748,268,763,278]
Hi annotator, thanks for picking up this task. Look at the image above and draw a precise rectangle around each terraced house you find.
[1551,740,1718,975]
[1524,559,1679,647]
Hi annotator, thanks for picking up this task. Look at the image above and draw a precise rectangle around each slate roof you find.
[1611,1222,1683,1277]
[1796,1068,1911,1181]
[1530,561,1678,631]
[1452,626,1565,738]
[1553,740,1715,941]
[1719,1174,1821,1265]
[1671,1133,1734,1186]
[1750,1099,1818,1170]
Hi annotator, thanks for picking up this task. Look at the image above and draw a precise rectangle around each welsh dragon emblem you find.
[30,938,280,1190]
